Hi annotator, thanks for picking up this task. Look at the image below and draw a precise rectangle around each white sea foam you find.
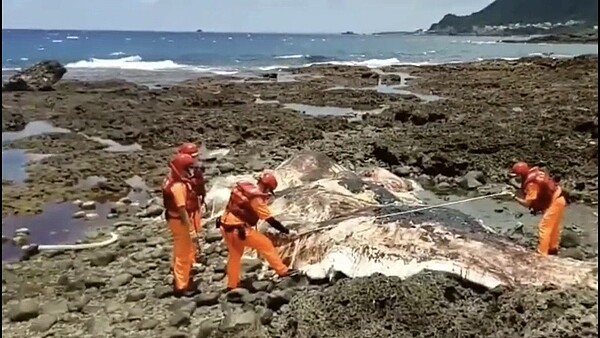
[274,54,305,59]
[451,39,498,45]
[64,55,238,75]
[307,57,433,68]
[109,51,126,56]
[66,36,79,40]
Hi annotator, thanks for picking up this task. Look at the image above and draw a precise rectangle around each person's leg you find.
[221,228,245,289]
[190,212,202,264]
[244,228,289,276]
[168,220,193,291]
[548,197,567,253]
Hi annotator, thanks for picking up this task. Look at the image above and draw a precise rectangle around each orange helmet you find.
[177,143,200,158]
[511,162,530,176]
[169,153,196,180]
[258,172,278,192]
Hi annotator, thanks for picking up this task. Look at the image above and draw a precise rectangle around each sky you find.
[2,0,494,34]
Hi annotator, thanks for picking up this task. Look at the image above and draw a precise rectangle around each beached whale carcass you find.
[205,151,598,290]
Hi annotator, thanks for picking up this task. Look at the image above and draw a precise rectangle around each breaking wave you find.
[64,55,238,75]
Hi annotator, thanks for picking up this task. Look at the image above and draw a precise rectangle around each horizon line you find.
[1,27,425,35]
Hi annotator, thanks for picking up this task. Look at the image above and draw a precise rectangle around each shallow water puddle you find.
[283,103,386,117]
[2,202,112,262]
[417,191,599,250]
[2,121,69,183]
[81,135,143,152]
[325,84,441,102]
[1,149,52,184]
[1,121,71,144]
[125,175,152,204]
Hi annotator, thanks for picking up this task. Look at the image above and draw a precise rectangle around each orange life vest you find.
[222,182,269,227]
[520,167,558,213]
[162,176,200,219]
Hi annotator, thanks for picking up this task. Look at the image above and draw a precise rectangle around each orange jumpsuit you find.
[524,182,567,255]
[220,195,289,290]
[166,182,202,291]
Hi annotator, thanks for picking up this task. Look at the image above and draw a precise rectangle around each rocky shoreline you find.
[502,32,599,44]
[2,55,598,216]
[2,56,599,337]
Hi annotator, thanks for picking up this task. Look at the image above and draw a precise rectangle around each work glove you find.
[501,190,515,199]
[288,229,299,238]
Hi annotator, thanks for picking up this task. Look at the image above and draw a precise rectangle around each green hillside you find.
[429,0,598,34]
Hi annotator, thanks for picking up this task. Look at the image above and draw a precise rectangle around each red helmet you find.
[511,162,530,176]
[169,153,196,180]
[177,143,200,158]
[258,172,278,192]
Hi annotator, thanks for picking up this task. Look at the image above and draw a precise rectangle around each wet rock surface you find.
[2,60,67,92]
[2,57,598,337]
[2,211,597,337]
[2,56,597,217]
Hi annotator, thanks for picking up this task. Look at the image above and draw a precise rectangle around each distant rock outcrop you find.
[2,60,67,92]
[428,0,598,35]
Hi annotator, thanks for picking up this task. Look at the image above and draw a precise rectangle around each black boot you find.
[174,280,200,298]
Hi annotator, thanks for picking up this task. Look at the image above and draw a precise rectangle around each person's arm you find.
[171,183,195,232]
[250,197,289,234]
[515,183,538,208]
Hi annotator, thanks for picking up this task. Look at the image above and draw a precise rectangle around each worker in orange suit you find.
[217,172,299,290]
[509,162,568,256]
[177,143,207,266]
[162,153,202,296]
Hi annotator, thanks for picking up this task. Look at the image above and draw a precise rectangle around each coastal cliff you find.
[428,0,598,36]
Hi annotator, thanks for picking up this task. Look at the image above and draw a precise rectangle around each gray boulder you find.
[3,60,67,91]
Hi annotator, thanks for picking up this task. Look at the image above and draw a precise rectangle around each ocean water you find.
[2,29,598,83]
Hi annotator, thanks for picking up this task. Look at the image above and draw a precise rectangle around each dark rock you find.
[194,293,220,307]
[153,285,173,298]
[83,275,106,288]
[90,251,117,266]
[196,319,219,338]
[258,308,274,325]
[251,281,273,293]
[204,231,222,243]
[220,309,259,330]
[165,329,190,338]
[265,290,292,311]
[226,288,250,303]
[40,300,69,315]
[3,60,67,91]
[67,296,90,312]
[29,314,57,332]
[457,171,485,190]
[8,299,40,322]
[85,315,112,335]
[139,319,160,330]
[392,166,412,177]
[213,261,227,273]
[125,291,146,302]
[109,272,133,287]
[218,162,235,173]
[170,299,197,316]
[561,230,581,248]
[242,258,263,273]
[169,311,190,327]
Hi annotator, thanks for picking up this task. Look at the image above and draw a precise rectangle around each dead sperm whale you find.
[205,151,598,290]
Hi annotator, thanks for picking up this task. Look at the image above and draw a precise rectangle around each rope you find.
[297,192,510,237]
[287,191,510,268]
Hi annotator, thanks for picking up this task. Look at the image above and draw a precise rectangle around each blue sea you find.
[2,29,599,84]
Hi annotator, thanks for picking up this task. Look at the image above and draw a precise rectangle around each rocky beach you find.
[2,55,599,337]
